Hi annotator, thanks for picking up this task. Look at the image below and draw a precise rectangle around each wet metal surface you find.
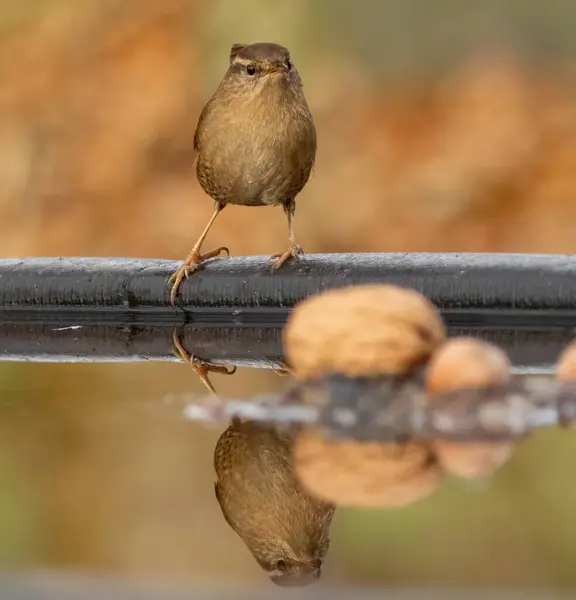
[0,322,567,371]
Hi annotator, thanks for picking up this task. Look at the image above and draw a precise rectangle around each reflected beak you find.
[270,566,321,587]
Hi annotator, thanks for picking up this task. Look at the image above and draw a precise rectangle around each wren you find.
[169,42,317,306]
[214,419,335,586]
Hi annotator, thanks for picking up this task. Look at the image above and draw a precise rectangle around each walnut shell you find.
[426,337,513,479]
[427,337,511,394]
[284,285,446,379]
[557,341,576,381]
[293,430,441,508]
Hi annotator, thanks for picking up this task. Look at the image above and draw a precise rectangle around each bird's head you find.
[215,469,335,587]
[249,501,335,587]
[224,42,302,94]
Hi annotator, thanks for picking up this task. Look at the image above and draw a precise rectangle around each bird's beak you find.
[268,63,287,74]
[269,565,321,587]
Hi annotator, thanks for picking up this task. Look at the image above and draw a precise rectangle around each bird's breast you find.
[196,96,316,207]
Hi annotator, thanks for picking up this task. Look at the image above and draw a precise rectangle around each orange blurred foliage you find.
[2,2,576,262]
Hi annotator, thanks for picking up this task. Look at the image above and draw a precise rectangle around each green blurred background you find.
[2,0,576,590]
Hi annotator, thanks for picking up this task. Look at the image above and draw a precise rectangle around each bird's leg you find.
[269,200,303,270]
[271,359,293,377]
[172,330,236,420]
[169,202,229,306]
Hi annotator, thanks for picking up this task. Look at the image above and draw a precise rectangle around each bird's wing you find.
[193,99,213,153]
[193,122,201,154]
[214,480,222,502]
[214,481,236,529]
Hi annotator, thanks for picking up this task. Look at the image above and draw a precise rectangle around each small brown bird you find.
[169,42,317,306]
[214,419,335,586]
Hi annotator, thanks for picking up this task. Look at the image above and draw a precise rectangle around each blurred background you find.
[2,0,576,591]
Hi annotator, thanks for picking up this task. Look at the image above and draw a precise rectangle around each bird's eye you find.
[275,559,287,573]
[246,64,256,76]
[285,59,292,70]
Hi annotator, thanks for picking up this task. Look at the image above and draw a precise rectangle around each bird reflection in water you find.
[213,418,335,586]
[171,330,334,585]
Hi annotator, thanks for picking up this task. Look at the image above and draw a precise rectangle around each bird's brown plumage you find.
[169,41,316,307]
[194,42,316,208]
[214,419,335,587]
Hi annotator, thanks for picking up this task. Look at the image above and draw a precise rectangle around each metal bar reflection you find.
[0,321,568,370]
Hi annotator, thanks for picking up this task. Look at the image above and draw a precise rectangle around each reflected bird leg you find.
[171,330,236,418]
[272,360,293,377]
[169,201,229,306]
[269,200,303,270]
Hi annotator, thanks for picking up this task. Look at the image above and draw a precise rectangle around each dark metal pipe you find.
[1,253,575,317]
[0,253,574,368]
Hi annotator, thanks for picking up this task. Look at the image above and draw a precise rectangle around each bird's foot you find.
[169,246,229,306]
[271,360,293,377]
[171,330,236,421]
[269,243,304,271]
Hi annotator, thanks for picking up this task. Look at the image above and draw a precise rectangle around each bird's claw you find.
[169,246,230,306]
[195,362,237,377]
[171,331,236,416]
[169,261,200,306]
[269,244,304,271]
[209,246,230,260]
[272,360,293,376]
[169,264,190,285]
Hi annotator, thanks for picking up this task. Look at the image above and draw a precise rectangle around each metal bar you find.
[0,253,574,367]
[0,252,574,318]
